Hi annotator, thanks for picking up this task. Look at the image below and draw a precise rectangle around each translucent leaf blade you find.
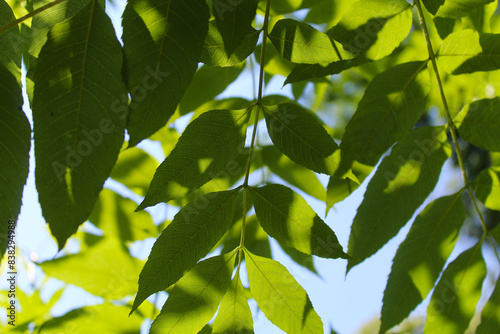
[471,167,500,210]
[132,189,239,313]
[149,253,236,334]
[32,0,127,249]
[249,184,347,259]
[380,193,466,333]
[245,250,324,334]
[422,0,495,18]
[138,109,249,210]
[347,126,452,271]
[476,274,500,333]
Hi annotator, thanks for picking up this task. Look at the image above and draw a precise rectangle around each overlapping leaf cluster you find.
[1,0,500,333]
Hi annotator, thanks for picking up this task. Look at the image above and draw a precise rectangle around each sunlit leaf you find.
[212,272,254,334]
[422,0,495,18]
[245,250,324,333]
[138,109,249,210]
[132,189,239,313]
[424,242,486,334]
[326,163,373,212]
[279,242,318,274]
[221,215,272,259]
[472,167,500,210]
[32,0,127,249]
[380,193,466,333]
[249,184,347,259]
[150,252,236,334]
[347,126,452,271]
[122,0,209,146]
[476,273,500,333]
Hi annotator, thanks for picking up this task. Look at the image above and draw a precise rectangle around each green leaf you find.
[472,167,500,210]
[122,0,209,146]
[32,0,127,249]
[476,273,500,333]
[437,30,500,74]
[149,252,236,334]
[263,103,341,175]
[279,242,318,274]
[326,164,373,212]
[138,109,249,210]
[249,184,347,259]
[261,145,325,201]
[221,215,272,259]
[380,193,466,333]
[213,0,258,54]
[268,19,351,65]
[456,97,500,152]
[245,250,324,333]
[347,126,452,271]
[422,0,495,18]
[212,272,254,334]
[40,237,142,300]
[179,64,244,115]
[110,147,159,197]
[201,20,260,67]
[424,242,486,334]
[340,61,430,167]
[38,303,144,333]
[0,0,22,72]
[88,189,157,243]
[132,189,239,313]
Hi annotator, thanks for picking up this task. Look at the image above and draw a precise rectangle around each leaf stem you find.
[0,0,66,35]
[414,0,497,258]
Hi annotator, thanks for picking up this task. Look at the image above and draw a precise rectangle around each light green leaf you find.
[150,252,236,334]
[138,109,249,210]
[380,193,466,333]
[261,145,325,201]
[122,0,209,146]
[32,0,127,249]
[179,64,244,115]
[212,272,254,334]
[249,184,347,259]
[268,19,351,65]
[340,61,430,167]
[424,242,486,334]
[326,164,373,212]
[88,189,157,243]
[347,126,452,271]
[38,303,144,333]
[438,30,500,74]
[214,0,258,54]
[221,215,272,259]
[476,273,500,333]
[201,20,260,67]
[263,103,340,175]
[0,0,22,72]
[245,250,324,333]
[472,167,500,210]
[422,0,495,18]
[304,0,351,26]
[457,97,500,152]
[132,189,239,313]
[40,237,142,300]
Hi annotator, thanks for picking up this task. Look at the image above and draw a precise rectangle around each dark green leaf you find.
[476,273,500,333]
[457,97,500,152]
[472,167,500,210]
[424,242,486,334]
[263,103,341,175]
[422,0,495,18]
[279,242,318,274]
[149,252,236,334]
[347,126,452,271]
[132,189,239,313]
[32,0,127,249]
[245,250,324,333]
[249,184,347,259]
[221,215,272,259]
[380,193,466,333]
[138,109,249,210]
[340,61,430,167]
[122,0,209,146]
[326,164,373,213]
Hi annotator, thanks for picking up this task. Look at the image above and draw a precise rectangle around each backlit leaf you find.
[380,193,466,333]
[476,273,500,333]
[32,0,127,249]
[471,167,500,211]
[137,109,249,210]
[245,250,324,333]
[347,126,452,271]
[150,252,236,334]
[249,184,347,259]
[422,0,495,18]
[122,0,209,146]
[424,242,486,334]
[132,189,239,313]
